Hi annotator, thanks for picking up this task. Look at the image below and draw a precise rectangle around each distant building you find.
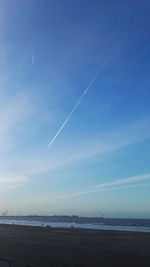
[1,211,8,216]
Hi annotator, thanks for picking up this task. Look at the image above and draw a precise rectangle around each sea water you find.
[0,216,150,233]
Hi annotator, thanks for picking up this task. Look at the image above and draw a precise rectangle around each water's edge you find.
[0,217,150,233]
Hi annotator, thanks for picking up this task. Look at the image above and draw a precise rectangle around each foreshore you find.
[0,224,149,266]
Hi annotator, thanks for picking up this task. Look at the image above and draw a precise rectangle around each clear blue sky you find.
[0,0,150,217]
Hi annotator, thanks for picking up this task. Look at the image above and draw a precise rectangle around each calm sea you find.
[0,216,150,232]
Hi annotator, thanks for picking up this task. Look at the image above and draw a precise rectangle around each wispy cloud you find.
[0,115,149,189]
[26,183,150,206]
[57,173,150,199]
[25,116,150,175]
[0,116,149,177]
[27,173,150,203]
[96,173,150,188]
[0,174,28,190]
[31,49,35,65]
[55,182,150,200]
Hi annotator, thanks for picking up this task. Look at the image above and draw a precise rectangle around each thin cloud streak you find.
[57,173,150,199]
[25,173,150,204]
[96,173,150,188]
[3,116,149,177]
[26,182,150,205]
[47,57,109,149]
[0,174,28,190]
[58,182,150,199]
[31,49,35,64]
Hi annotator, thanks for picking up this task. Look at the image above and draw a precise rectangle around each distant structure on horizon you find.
[1,211,8,216]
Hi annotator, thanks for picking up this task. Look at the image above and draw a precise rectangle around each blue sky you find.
[0,0,150,217]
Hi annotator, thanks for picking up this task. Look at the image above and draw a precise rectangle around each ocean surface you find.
[0,216,150,233]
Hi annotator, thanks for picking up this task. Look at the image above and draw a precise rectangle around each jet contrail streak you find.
[31,49,35,64]
[47,57,109,149]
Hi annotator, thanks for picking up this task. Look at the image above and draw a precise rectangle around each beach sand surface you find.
[0,224,149,266]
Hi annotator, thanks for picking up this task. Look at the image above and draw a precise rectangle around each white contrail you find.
[47,57,109,149]
[31,49,35,64]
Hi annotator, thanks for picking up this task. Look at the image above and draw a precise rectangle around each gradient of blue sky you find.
[0,0,150,217]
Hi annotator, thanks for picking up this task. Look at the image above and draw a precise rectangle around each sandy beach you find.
[0,224,149,266]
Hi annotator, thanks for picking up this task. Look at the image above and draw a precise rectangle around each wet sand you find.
[0,224,149,266]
